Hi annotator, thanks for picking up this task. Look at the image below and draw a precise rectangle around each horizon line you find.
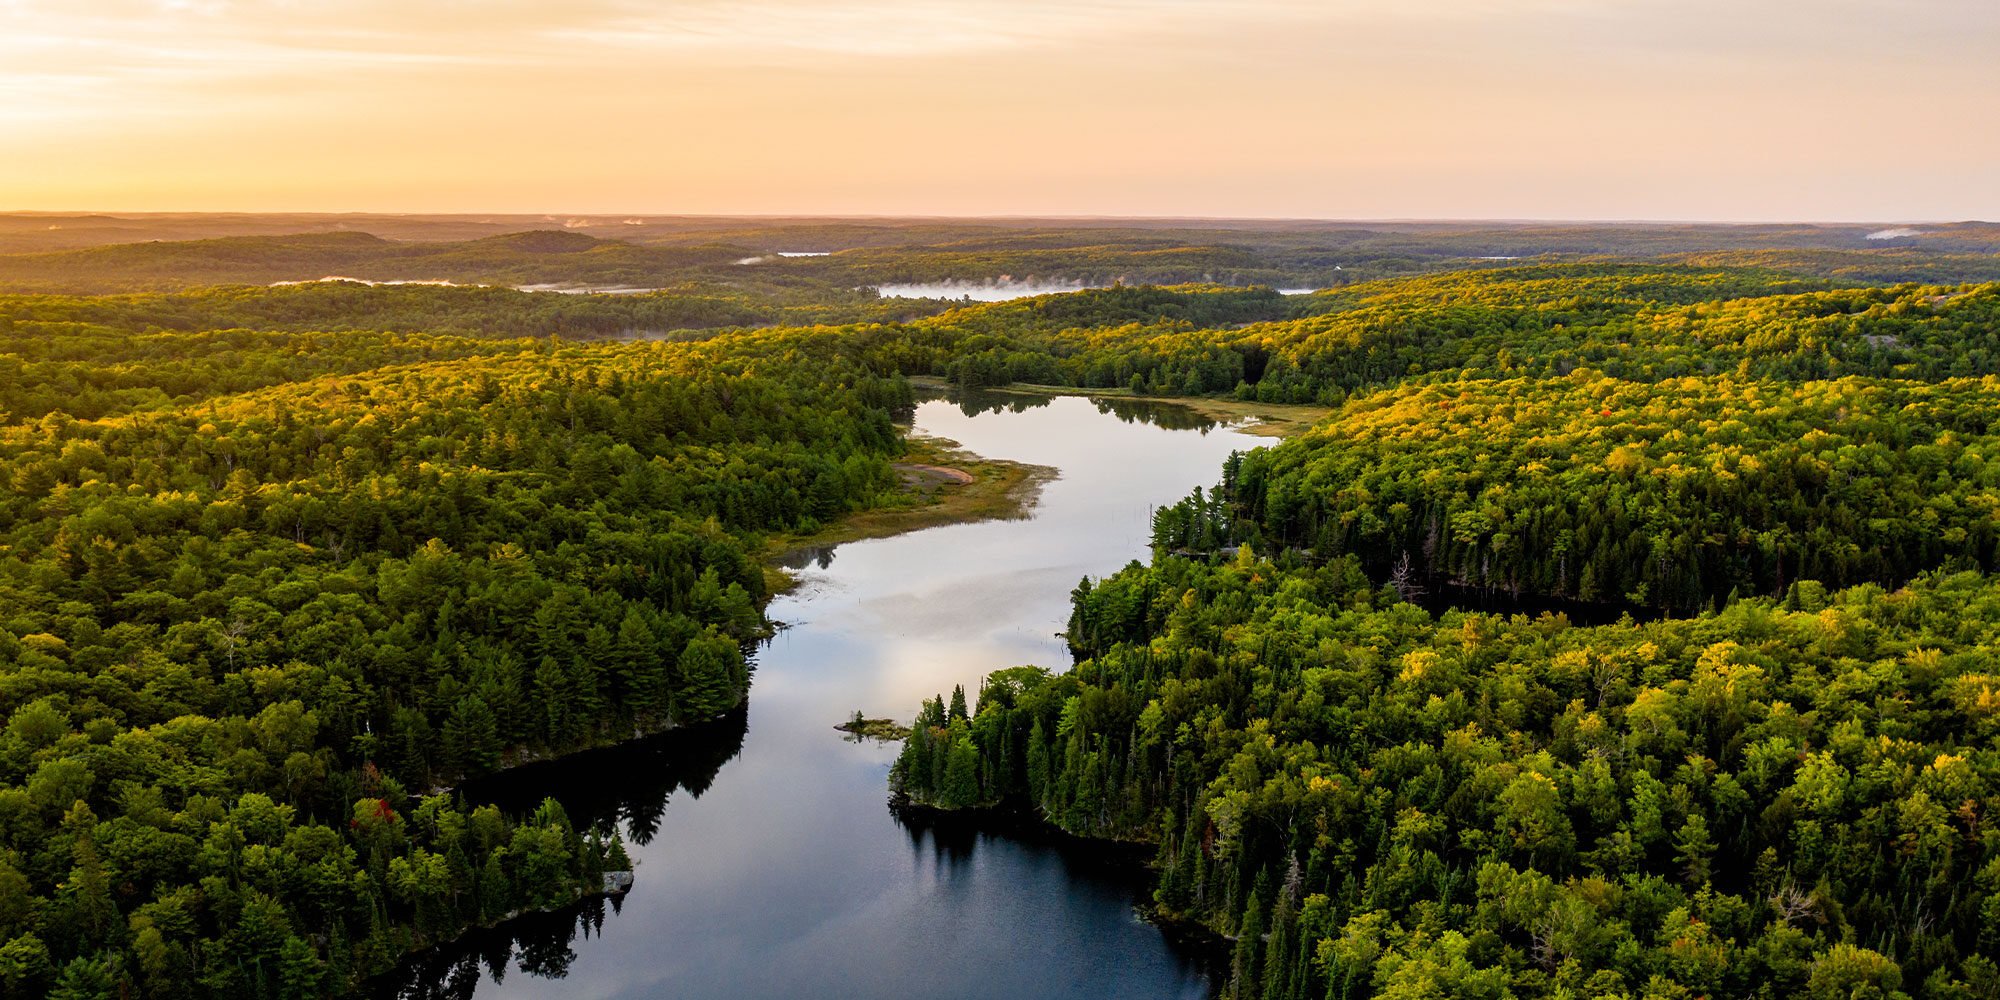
[4,210,1996,228]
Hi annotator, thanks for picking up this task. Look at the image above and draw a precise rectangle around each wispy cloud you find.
[0,0,1345,77]
[2,0,1992,217]
[545,0,1337,58]
[0,0,1366,125]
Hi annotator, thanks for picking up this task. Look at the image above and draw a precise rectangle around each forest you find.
[887,262,2000,999]
[9,214,2000,294]
[2,225,2000,997]
[0,295,917,995]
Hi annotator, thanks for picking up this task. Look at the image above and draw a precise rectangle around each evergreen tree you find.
[443,695,503,777]
[1231,878,1268,997]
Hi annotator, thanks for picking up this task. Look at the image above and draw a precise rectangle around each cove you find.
[375,391,1277,999]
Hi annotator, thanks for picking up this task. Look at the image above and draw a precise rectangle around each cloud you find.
[0,0,1364,128]
[3,0,1994,217]
[544,1,1336,59]
[0,0,1407,79]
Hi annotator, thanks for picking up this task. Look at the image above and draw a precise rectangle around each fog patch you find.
[1866,227,1923,240]
[271,276,465,288]
[515,282,662,295]
[875,278,1101,302]
[742,252,834,263]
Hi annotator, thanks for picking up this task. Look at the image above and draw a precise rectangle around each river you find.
[377,391,1274,999]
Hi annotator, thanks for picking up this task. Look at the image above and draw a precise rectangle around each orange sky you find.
[2,0,1996,220]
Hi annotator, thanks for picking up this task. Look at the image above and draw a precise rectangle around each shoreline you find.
[376,424,1054,988]
[890,798,1232,988]
[761,429,1058,595]
[909,376,1331,438]
[377,391,1270,993]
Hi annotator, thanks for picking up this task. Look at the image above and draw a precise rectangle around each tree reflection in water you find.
[370,708,748,998]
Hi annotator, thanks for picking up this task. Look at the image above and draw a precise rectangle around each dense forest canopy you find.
[880,255,2000,1000]
[2,224,1999,998]
[0,301,918,995]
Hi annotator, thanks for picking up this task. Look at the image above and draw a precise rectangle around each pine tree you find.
[276,936,324,1000]
[1262,863,1301,1000]
[1155,813,1191,912]
[891,726,932,802]
[0,933,55,997]
[1675,812,1716,886]
[566,655,603,743]
[1231,878,1268,997]
[1026,717,1052,808]
[674,631,740,722]
[443,695,503,777]
[614,608,666,723]
[49,953,118,1000]
[534,656,570,748]
[58,803,118,954]
[478,854,512,921]
[943,733,982,809]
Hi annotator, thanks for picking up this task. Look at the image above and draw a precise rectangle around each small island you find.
[836,711,911,742]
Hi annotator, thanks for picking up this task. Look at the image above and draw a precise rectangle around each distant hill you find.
[0,231,759,293]
[3,217,1999,293]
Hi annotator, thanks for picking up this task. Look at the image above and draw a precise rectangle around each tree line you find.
[889,266,2000,1000]
[0,315,914,995]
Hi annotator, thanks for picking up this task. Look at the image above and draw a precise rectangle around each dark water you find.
[379,393,1270,999]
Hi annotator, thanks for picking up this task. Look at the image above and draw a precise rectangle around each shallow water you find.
[379,392,1272,1000]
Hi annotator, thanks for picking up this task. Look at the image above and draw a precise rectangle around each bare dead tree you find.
[1909,898,1935,941]
[219,612,253,669]
[1770,880,1820,928]
[1389,551,1425,603]
[1529,921,1558,972]
[1591,653,1624,709]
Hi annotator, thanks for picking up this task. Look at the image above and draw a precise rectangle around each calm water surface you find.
[381,392,1269,999]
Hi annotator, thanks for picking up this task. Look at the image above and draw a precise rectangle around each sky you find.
[1,0,1995,220]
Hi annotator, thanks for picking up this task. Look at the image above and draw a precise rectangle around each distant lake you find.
[271,276,464,288]
[375,392,1268,999]
[267,277,665,295]
[514,283,663,295]
[875,279,1102,301]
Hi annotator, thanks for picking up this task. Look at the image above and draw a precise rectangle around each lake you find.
[376,391,1274,999]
